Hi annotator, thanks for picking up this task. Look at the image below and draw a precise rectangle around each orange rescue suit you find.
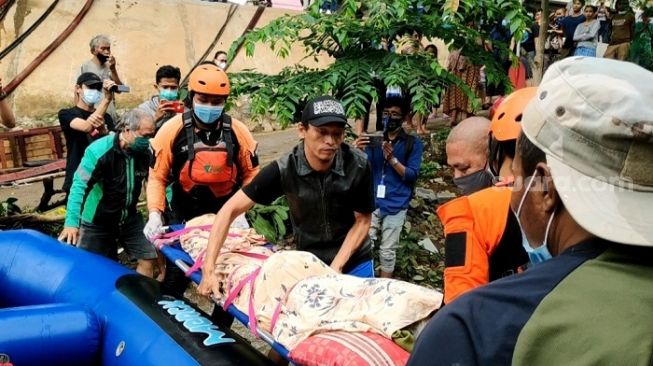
[147,113,259,214]
[437,186,527,304]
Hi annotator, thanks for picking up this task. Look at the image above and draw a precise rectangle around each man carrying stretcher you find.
[198,95,376,298]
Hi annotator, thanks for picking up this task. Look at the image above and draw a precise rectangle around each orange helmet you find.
[489,87,537,142]
[188,63,230,96]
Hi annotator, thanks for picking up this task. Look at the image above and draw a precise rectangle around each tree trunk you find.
[534,0,550,85]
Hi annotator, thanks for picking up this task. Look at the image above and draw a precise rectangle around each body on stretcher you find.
[155,215,443,366]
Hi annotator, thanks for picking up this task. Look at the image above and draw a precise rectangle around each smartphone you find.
[363,133,384,147]
[169,101,184,113]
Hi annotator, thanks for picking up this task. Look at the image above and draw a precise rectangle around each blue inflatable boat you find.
[0,229,273,366]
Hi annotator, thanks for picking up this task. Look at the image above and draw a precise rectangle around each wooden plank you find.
[50,130,63,159]
[25,141,52,151]
[0,159,65,184]
[25,135,50,143]
[9,137,19,167]
[0,126,62,139]
[17,136,28,165]
[13,171,65,185]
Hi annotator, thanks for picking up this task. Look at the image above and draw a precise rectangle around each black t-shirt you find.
[522,23,540,53]
[59,107,114,192]
[242,161,374,213]
[242,161,284,205]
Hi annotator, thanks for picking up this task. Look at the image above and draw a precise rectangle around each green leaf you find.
[252,215,277,242]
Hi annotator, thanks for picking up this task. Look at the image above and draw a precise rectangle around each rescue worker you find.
[436,88,536,304]
[144,63,260,300]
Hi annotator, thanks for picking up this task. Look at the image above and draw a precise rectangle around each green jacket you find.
[65,133,150,228]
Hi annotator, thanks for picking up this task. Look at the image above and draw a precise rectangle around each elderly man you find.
[445,117,492,195]
[59,109,157,278]
[80,34,123,122]
[410,57,653,365]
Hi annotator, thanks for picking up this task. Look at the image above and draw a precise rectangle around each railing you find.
[0,126,65,170]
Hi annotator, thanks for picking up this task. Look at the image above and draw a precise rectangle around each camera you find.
[362,133,384,148]
[110,85,130,93]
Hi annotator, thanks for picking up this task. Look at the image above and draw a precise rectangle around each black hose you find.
[4,0,94,95]
[0,0,59,61]
[180,3,238,87]
[0,0,16,24]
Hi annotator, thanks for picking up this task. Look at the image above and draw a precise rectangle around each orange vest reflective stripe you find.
[436,186,512,304]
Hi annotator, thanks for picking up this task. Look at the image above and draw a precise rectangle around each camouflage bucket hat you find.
[522,56,653,246]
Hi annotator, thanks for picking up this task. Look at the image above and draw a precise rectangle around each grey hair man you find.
[80,34,123,122]
[59,108,157,278]
[445,116,494,195]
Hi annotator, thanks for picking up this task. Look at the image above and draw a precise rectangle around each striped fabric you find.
[289,331,409,366]
[574,47,597,57]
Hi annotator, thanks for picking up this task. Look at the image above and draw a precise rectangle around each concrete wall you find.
[0,0,331,120]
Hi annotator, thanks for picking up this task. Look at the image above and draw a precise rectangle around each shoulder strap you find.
[404,133,415,163]
[182,109,195,161]
[222,114,234,167]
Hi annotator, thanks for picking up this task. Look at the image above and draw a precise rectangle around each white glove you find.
[143,212,164,241]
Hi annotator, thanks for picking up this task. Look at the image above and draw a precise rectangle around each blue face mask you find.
[82,88,102,106]
[193,103,223,125]
[514,170,556,265]
[159,88,178,101]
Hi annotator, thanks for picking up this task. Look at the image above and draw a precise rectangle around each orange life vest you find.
[178,110,238,195]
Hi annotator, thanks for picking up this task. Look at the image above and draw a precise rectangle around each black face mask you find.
[383,116,403,132]
[96,53,109,64]
[453,168,496,195]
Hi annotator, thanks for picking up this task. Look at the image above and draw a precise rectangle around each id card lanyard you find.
[376,143,393,199]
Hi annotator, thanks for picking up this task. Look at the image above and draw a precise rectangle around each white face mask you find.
[514,169,556,264]
[217,62,227,70]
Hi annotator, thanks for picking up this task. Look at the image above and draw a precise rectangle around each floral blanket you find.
[165,214,443,351]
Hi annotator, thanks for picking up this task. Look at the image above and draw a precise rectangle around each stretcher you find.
[155,221,441,366]
[158,224,292,360]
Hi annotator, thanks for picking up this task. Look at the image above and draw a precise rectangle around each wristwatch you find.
[390,157,399,166]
